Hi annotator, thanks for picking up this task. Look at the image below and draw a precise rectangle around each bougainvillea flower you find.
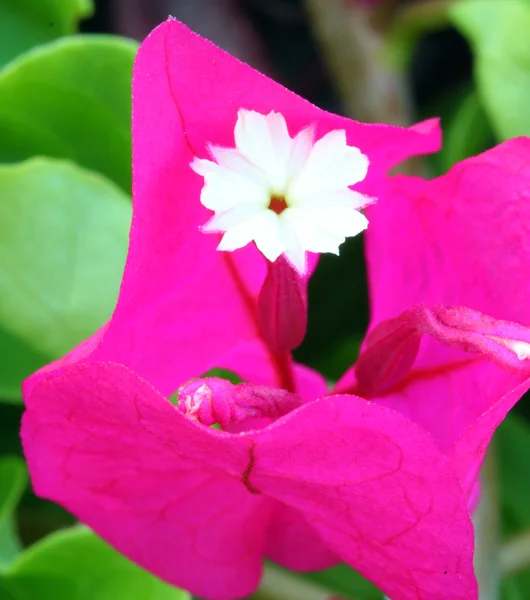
[192,109,371,273]
[22,17,530,600]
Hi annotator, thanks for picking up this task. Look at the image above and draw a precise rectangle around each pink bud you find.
[258,255,308,352]
[177,377,304,428]
[355,305,530,397]
[354,312,422,397]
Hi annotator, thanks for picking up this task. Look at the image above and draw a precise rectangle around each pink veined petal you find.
[367,137,530,360]
[77,19,275,395]
[336,304,530,492]
[266,503,339,571]
[23,360,476,600]
[154,18,441,198]
[215,338,327,400]
[251,395,477,600]
[215,339,284,388]
[292,361,329,402]
[54,18,439,395]
[346,138,530,458]
[23,323,109,397]
[21,362,273,600]
[450,376,530,498]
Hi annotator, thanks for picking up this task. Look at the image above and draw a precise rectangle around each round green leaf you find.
[0,0,93,68]
[1,526,191,600]
[451,0,530,139]
[0,158,131,401]
[0,35,137,192]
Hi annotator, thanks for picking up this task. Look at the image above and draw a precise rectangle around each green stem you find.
[303,0,410,125]
[473,449,500,600]
[500,530,530,576]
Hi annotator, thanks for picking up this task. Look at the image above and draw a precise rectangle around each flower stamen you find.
[268,196,287,215]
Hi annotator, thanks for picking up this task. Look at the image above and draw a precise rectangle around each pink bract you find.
[20,16,530,600]
[336,137,530,496]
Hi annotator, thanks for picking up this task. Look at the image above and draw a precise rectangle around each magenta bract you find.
[20,17,530,600]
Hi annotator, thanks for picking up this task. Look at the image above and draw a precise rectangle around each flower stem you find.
[473,449,500,600]
[303,0,410,125]
[500,530,530,576]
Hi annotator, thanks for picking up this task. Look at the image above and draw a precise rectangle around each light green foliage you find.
[0,35,137,192]
[0,457,27,567]
[0,0,93,67]
[451,0,530,139]
[0,158,131,401]
[1,526,191,600]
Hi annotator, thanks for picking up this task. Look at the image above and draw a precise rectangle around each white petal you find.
[287,130,369,204]
[281,206,368,254]
[217,210,284,261]
[294,188,373,210]
[208,146,268,187]
[190,157,219,178]
[234,109,293,193]
[202,204,265,233]
[282,208,344,255]
[197,163,269,213]
[279,226,307,274]
[217,226,259,253]
[251,210,286,262]
[285,125,315,185]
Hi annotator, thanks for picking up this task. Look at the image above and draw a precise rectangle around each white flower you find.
[191,109,372,274]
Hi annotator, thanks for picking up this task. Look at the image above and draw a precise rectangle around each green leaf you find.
[433,89,495,174]
[301,564,382,600]
[502,574,530,600]
[384,0,452,70]
[0,457,27,568]
[0,0,93,68]
[0,35,137,192]
[0,579,20,600]
[0,329,47,402]
[450,0,530,139]
[0,158,131,402]
[1,526,191,600]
